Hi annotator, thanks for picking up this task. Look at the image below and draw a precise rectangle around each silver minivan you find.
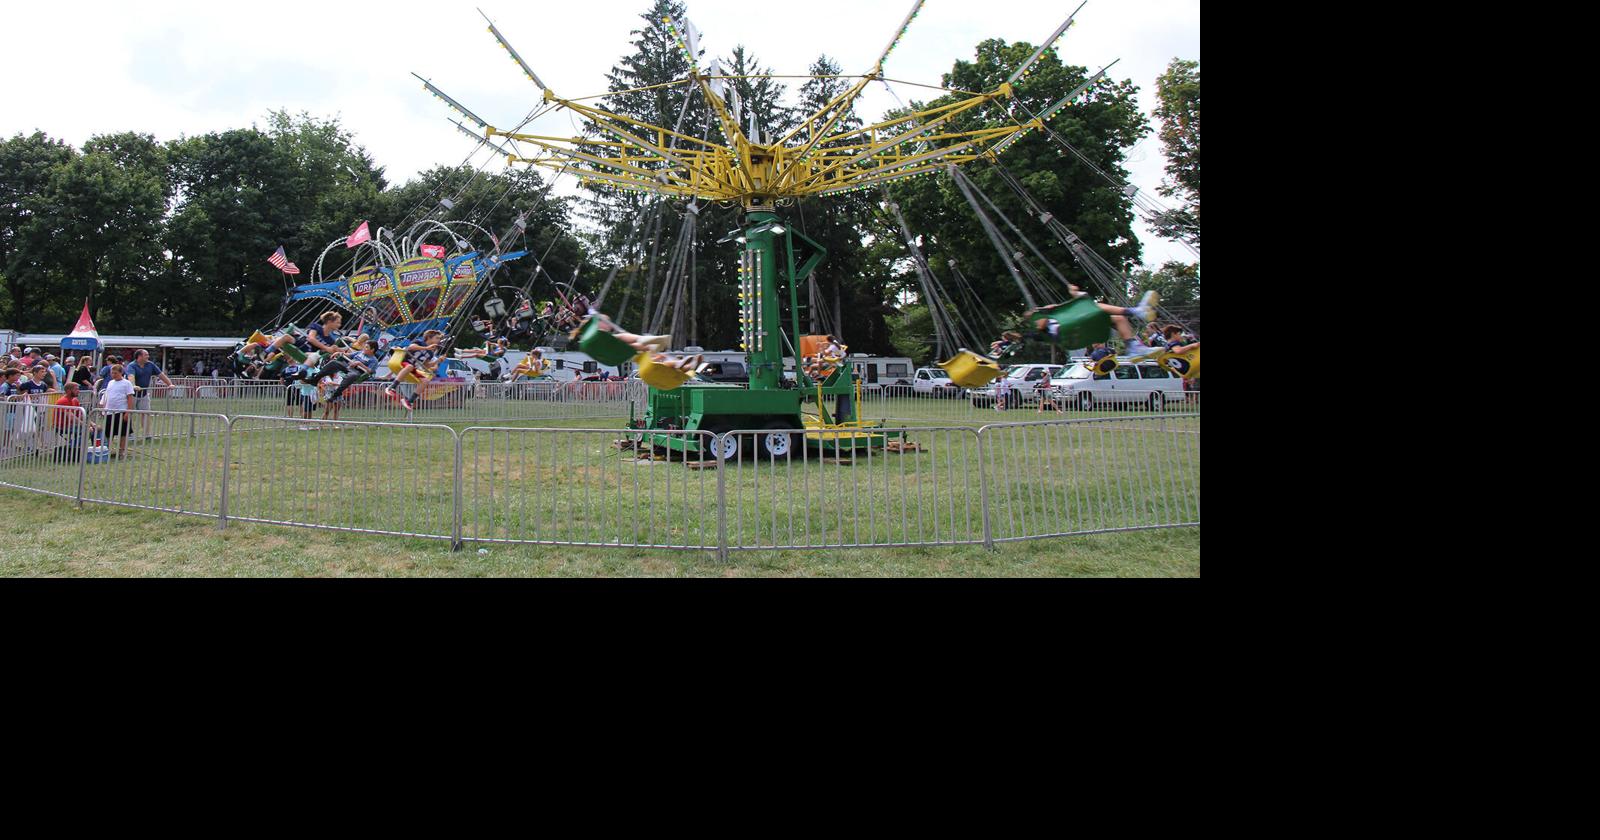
[1054,359,1186,411]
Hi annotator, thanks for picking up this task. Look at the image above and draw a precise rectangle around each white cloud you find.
[3,0,1198,266]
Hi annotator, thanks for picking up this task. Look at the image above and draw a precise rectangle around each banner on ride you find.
[348,266,406,327]
[439,258,481,319]
[395,257,447,321]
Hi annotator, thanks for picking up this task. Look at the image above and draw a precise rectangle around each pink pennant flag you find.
[346,221,372,249]
[420,244,446,259]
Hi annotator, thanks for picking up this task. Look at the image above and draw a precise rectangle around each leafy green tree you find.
[879,38,1148,347]
[6,133,168,332]
[164,127,299,331]
[1127,260,1199,334]
[164,113,389,332]
[1151,58,1199,247]
[0,132,77,329]
[376,164,583,309]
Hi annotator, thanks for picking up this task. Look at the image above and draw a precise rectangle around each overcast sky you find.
[2,0,1199,266]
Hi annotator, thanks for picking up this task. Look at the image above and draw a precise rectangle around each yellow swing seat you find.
[1157,347,1200,380]
[387,349,434,384]
[1088,356,1119,377]
[416,380,463,402]
[939,350,1003,388]
[246,331,273,347]
[575,316,637,367]
[635,352,691,391]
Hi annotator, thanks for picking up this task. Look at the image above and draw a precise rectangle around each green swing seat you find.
[1036,297,1111,348]
[575,317,637,367]
[277,342,308,364]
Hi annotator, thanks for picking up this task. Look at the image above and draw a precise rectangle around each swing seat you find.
[1089,356,1119,376]
[386,349,408,375]
[635,352,691,391]
[400,366,434,385]
[416,380,464,402]
[278,343,307,364]
[1157,347,1200,380]
[575,317,637,366]
[939,350,1003,388]
[247,331,272,347]
[1036,297,1112,348]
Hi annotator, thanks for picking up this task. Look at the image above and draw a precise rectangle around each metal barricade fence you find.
[980,414,1200,542]
[222,415,458,541]
[3,404,1201,555]
[0,400,87,501]
[79,408,231,519]
[460,427,717,550]
[721,426,987,551]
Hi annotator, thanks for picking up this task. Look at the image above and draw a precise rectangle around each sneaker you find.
[1125,340,1158,360]
[1130,291,1160,322]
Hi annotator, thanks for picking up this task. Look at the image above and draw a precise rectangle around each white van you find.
[1053,358,1186,411]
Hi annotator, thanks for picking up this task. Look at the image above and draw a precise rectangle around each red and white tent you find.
[61,301,100,352]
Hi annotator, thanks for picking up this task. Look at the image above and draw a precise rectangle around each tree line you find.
[1,0,1197,364]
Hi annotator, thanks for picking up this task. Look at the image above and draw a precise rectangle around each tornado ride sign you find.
[395,257,447,321]
[348,266,405,327]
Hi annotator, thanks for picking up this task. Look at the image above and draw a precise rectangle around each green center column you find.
[742,210,784,391]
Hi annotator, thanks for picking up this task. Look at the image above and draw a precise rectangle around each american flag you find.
[268,246,301,275]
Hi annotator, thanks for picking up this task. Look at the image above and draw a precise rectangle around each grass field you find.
[2,392,1199,577]
[0,491,1199,577]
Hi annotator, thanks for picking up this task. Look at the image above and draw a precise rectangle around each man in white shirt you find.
[98,363,137,459]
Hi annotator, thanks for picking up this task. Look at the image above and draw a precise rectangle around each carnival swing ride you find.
[246,1,1198,448]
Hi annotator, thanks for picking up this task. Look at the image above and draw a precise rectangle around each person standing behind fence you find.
[1,368,20,446]
[126,350,173,439]
[11,365,52,450]
[96,354,124,390]
[51,382,84,462]
[71,356,95,390]
[98,363,135,459]
[47,354,66,387]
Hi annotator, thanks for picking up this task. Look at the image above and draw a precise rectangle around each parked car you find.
[911,367,961,397]
[697,361,747,384]
[1053,358,1185,411]
[969,364,1065,408]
